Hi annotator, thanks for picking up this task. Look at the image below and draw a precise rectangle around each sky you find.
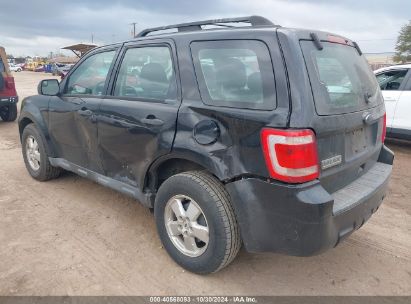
[0,0,409,57]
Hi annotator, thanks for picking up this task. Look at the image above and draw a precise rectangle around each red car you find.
[0,46,18,122]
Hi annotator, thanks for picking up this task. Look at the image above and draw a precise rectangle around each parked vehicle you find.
[60,64,74,79]
[18,16,393,274]
[51,63,67,76]
[0,46,18,121]
[34,65,45,72]
[374,64,411,140]
[9,64,22,72]
[51,63,74,79]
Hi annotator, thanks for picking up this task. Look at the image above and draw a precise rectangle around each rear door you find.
[98,40,180,188]
[375,68,409,131]
[300,38,386,193]
[391,70,411,137]
[0,47,17,101]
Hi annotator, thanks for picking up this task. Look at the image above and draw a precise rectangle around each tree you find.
[394,21,411,63]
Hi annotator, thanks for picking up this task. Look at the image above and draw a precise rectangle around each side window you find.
[405,73,411,91]
[0,54,6,73]
[65,51,116,96]
[113,46,176,101]
[376,69,408,91]
[0,58,5,73]
[191,40,276,110]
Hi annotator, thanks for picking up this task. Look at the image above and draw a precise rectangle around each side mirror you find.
[38,79,60,96]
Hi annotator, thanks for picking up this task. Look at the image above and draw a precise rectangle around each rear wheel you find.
[154,171,241,274]
[22,124,61,181]
[0,104,18,122]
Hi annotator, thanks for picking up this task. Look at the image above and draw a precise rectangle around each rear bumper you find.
[0,96,18,107]
[226,145,394,256]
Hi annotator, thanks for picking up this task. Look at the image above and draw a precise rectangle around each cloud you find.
[0,36,78,57]
[0,0,408,56]
[228,0,408,53]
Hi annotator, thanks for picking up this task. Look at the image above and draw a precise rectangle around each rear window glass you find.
[301,41,381,115]
[191,40,276,110]
[0,58,5,73]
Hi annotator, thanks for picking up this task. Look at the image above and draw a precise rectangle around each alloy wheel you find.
[25,135,41,171]
[164,194,209,257]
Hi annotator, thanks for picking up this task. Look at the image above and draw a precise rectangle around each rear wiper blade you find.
[353,41,363,56]
[310,33,323,50]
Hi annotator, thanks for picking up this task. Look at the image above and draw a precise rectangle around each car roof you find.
[88,15,354,56]
[374,64,411,74]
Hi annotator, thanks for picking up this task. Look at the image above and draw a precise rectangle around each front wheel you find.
[22,124,61,181]
[154,171,241,274]
[0,104,18,122]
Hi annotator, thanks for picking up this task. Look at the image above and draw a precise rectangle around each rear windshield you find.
[301,41,381,115]
[0,58,5,73]
[191,40,276,110]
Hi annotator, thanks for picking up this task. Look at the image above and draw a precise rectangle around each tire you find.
[22,124,61,181]
[154,171,241,274]
[17,68,22,72]
[0,104,18,122]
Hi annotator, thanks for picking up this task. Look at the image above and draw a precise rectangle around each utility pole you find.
[91,33,94,44]
[130,22,138,38]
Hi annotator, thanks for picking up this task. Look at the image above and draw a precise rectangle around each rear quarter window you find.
[191,40,276,110]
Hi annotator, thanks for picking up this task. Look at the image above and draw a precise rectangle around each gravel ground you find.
[0,71,410,295]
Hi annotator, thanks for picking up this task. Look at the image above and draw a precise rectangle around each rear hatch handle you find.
[362,111,379,125]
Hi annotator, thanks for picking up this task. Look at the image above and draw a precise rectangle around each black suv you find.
[18,16,394,274]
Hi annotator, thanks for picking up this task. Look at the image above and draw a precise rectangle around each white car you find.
[9,64,22,72]
[375,64,411,140]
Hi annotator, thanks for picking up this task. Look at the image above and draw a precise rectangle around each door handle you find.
[384,97,397,102]
[78,109,93,116]
[141,116,164,126]
[78,109,97,123]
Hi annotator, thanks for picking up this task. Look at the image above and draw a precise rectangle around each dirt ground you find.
[0,71,410,296]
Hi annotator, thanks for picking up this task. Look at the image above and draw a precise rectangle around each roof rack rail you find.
[136,15,278,37]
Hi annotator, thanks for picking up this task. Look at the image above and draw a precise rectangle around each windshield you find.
[301,41,381,115]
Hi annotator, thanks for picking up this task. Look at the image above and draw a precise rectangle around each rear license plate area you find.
[346,127,368,158]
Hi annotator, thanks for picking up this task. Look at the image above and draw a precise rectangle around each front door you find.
[48,49,118,172]
[98,42,180,188]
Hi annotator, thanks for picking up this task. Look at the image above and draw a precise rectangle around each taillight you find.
[4,76,15,89]
[381,113,387,143]
[327,35,348,45]
[261,128,319,183]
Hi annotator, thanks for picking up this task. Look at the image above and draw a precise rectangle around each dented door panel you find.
[97,99,179,188]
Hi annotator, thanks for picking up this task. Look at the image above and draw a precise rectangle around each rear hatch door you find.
[0,47,17,99]
[299,36,385,193]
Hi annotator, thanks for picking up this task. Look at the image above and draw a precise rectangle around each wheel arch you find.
[145,152,226,193]
[19,110,57,157]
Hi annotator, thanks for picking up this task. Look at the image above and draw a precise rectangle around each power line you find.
[357,38,397,42]
[130,22,138,38]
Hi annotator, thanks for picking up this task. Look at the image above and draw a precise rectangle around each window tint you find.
[114,46,176,101]
[191,40,276,110]
[65,51,115,95]
[376,69,408,91]
[301,41,381,115]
